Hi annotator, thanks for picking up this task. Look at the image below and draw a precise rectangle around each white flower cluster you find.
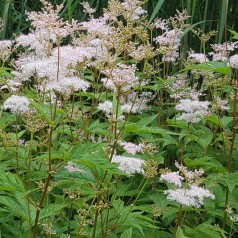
[80,1,96,15]
[0,40,12,61]
[211,96,229,111]
[97,91,152,119]
[160,171,184,187]
[117,140,143,155]
[164,185,215,208]
[45,77,89,96]
[16,33,46,56]
[174,162,204,182]
[112,155,145,175]
[154,29,181,62]
[187,52,208,63]
[102,63,138,92]
[3,95,30,115]
[210,42,238,62]
[121,0,147,21]
[230,214,238,223]
[26,0,79,39]
[79,16,112,35]
[160,162,215,208]
[229,54,238,69]
[166,74,203,100]
[175,99,210,123]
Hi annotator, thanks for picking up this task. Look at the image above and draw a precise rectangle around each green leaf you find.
[0,67,13,78]
[124,123,176,135]
[196,127,213,150]
[136,114,158,127]
[160,134,178,147]
[0,196,28,221]
[182,62,231,76]
[222,171,238,193]
[184,157,224,172]
[176,227,188,238]
[228,29,238,40]
[31,102,64,125]
[220,116,233,128]
[87,119,112,136]
[71,143,123,175]
[0,113,15,129]
[30,102,54,125]
[185,224,227,238]
[120,227,133,238]
[39,204,66,220]
[53,125,72,136]
[71,142,106,159]
[205,114,220,126]
[0,172,25,192]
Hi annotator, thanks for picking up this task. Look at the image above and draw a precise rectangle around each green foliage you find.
[0,0,237,237]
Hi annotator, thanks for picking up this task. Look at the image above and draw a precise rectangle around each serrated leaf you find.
[194,224,225,238]
[0,196,28,220]
[220,116,232,128]
[0,172,25,192]
[39,204,66,220]
[184,157,224,172]
[87,119,112,136]
[53,125,72,136]
[161,134,178,147]
[222,171,238,193]
[124,123,176,135]
[30,102,54,125]
[0,113,16,129]
[71,143,124,175]
[120,227,133,238]
[71,142,107,161]
[136,114,158,127]
[196,127,213,150]
[205,114,220,126]
[176,227,188,238]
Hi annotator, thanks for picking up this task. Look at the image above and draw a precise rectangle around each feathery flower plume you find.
[112,155,145,175]
[187,52,208,63]
[161,163,214,208]
[26,0,79,39]
[3,95,30,115]
[118,140,143,155]
[160,171,184,187]
[175,99,210,123]
[209,42,238,61]
[229,54,238,69]
[164,185,215,208]
[102,63,138,92]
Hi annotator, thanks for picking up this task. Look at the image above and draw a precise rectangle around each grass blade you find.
[149,0,165,23]
[217,0,228,43]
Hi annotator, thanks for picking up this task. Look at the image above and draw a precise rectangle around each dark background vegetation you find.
[0,0,238,52]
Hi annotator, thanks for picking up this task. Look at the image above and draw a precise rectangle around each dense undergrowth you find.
[0,0,238,237]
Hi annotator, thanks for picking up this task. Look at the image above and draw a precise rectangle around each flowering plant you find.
[0,0,237,237]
